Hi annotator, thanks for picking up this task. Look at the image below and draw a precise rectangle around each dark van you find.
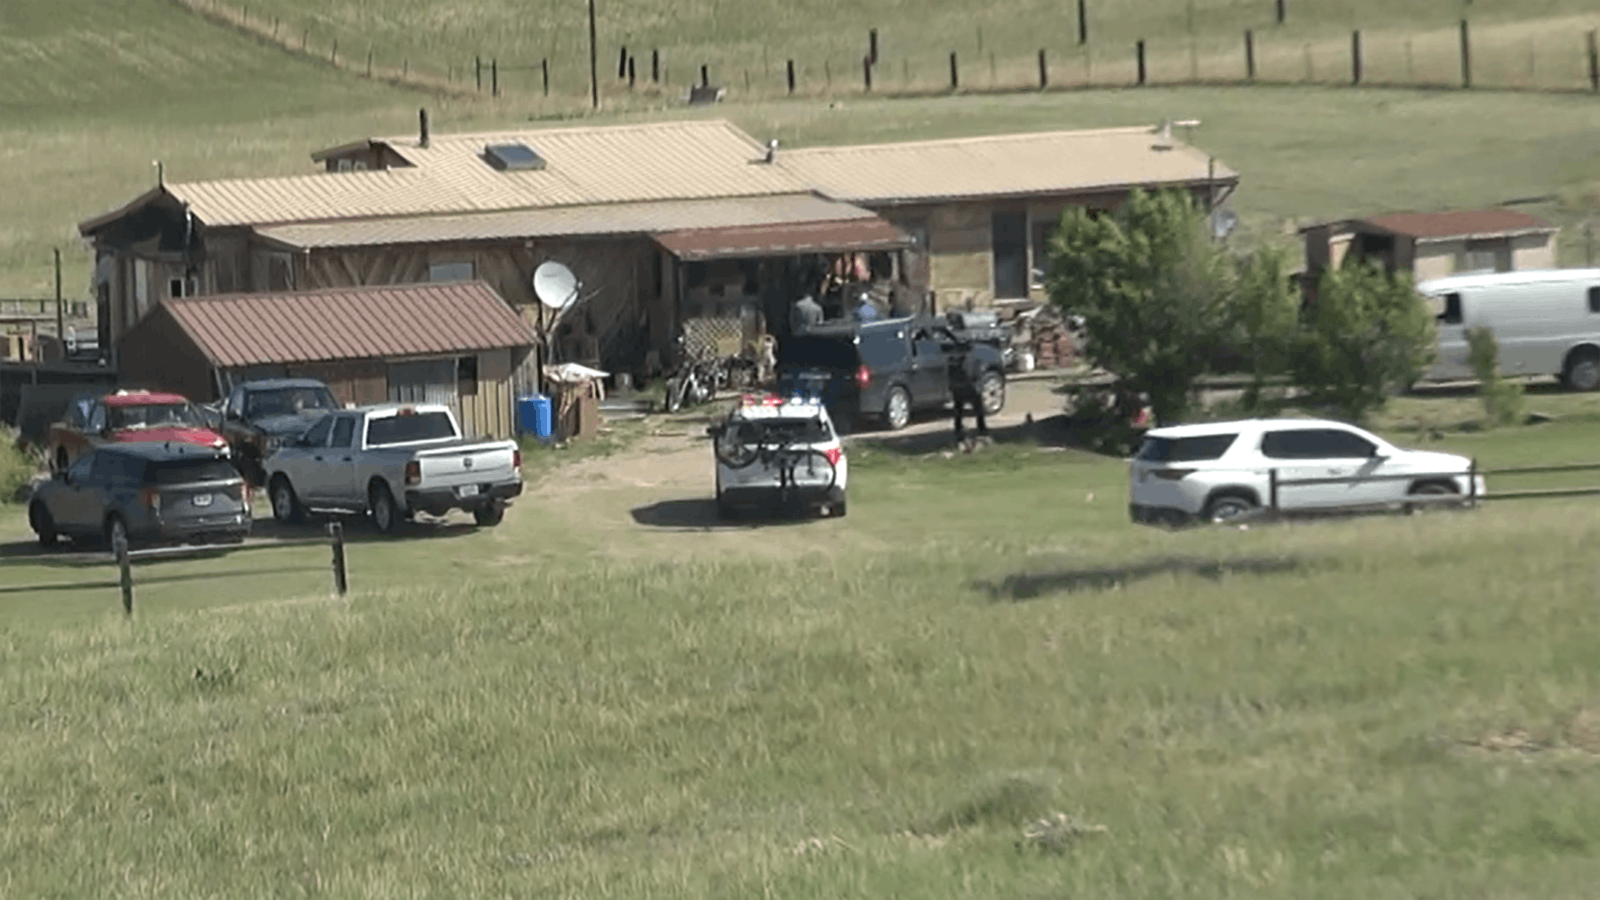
[777,316,1006,431]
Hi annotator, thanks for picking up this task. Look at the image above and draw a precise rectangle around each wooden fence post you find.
[863,55,872,91]
[475,55,482,90]
[492,58,499,96]
[1078,0,1089,45]
[331,39,338,65]
[328,521,348,598]
[542,58,550,95]
[115,532,133,616]
[628,56,636,88]
[786,59,796,93]
[701,63,709,87]
[1275,0,1285,25]
[1268,469,1280,512]
[1351,30,1362,85]
[1245,29,1255,80]
[1038,48,1048,88]
[869,28,879,65]
[366,49,373,77]
[1460,19,1471,88]
[1588,31,1598,91]
[1136,39,1146,85]
[1469,458,1479,505]
[652,48,660,83]
[618,46,627,79]
[949,51,959,89]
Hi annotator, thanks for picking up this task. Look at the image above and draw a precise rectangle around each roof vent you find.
[484,143,546,171]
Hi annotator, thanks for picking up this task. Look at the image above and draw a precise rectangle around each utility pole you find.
[587,0,600,109]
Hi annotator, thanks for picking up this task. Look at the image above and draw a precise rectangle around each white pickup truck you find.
[262,403,523,534]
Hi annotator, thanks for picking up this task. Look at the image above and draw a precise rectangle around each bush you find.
[1,428,44,504]
[1290,260,1436,422]
[1466,326,1524,427]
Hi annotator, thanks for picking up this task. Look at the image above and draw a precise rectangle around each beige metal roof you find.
[82,120,807,231]
[777,126,1238,205]
[255,194,879,250]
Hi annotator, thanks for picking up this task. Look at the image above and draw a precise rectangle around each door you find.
[909,326,950,406]
[320,415,362,505]
[284,415,337,504]
[991,211,1029,300]
[1260,427,1388,510]
[53,452,101,534]
[1431,291,1471,380]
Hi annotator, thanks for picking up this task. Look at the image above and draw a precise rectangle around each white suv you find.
[708,394,848,520]
[1129,417,1486,526]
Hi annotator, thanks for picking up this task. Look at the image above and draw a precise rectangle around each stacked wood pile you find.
[995,302,1079,371]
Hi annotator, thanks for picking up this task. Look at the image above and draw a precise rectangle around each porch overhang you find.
[654,217,912,262]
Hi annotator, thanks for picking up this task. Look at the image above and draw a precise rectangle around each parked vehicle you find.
[777,314,1007,431]
[707,393,847,519]
[1128,417,1486,526]
[213,378,342,486]
[1417,269,1600,390]
[47,389,229,475]
[263,403,522,534]
[28,442,251,548]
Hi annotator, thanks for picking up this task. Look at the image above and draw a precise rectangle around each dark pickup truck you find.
[208,378,343,486]
[777,314,1008,431]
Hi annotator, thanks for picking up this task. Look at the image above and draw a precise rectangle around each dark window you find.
[300,416,335,448]
[1439,293,1463,325]
[685,261,708,289]
[366,411,457,446]
[68,452,98,484]
[857,329,908,369]
[992,211,1029,300]
[1137,433,1239,463]
[1588,287,1600,314]
[144,459,237,485]
[387,360,456,405]
[733,416,834,446]
[169,278,185,298]
[329,416,356,449]
[1031,219,1056,285]
[1261,428,1377,460]
[457,356,479,398]
[245,386,338,419]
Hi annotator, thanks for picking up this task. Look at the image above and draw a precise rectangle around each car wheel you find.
[104,514,129,551]
[1563,349,1600,392]
[369,482,401,535]
[883,386,912,431]
[473,503,506,527]
[269,476,304,524]
[29,502,57,548]
[1203,493,1257,524]
[978,370,1006,416]
[1405,481,1458,515]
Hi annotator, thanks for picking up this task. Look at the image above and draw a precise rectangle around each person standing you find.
[790,293,824,335]
[853,290,880,324]
[944,331,989,446]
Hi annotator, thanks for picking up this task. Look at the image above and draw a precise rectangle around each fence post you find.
[1038,49,1048,88]
[542,58,550,95]
[1245,29,1255,80]
[328,520,348,598]
[1268,468,1279,512]
[492,58,499,96]
[475,55,482,91]
[302,29,308,51]
[1469,458,1479,505]
[331,39,338,65]
[628,56,636,88]
[787,59,796,93]
[618,46,628,79]
[1078,0,1089,45]
[115,532,133,617]
[1351,29,1362,85]
[869,28,879,65]
[863,55,872,91]
[1588,31,1598,91]
[701,63,709,87]
[949,51,959,89]
[652,48,660,83]
[1136,39,1146,86]
[1275,0,1285,25]
[1460,19,1471,88]
[366,49,373,77]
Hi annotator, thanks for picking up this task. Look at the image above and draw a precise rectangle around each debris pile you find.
[997,303,1079,372]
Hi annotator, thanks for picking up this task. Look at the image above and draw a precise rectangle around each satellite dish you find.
[533,261,580,310]
[1210,208,1239,240]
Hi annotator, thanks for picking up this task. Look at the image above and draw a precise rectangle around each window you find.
[67,453,96,483]
[1137,433,1239,463]
[991,211,1029,300]
[337,159,354,173]
[225,388,245,420]
[328,416,356,449]
[300,416,335,448]
[1455,238,1510,274]
[387,360,456,405]
[733,417,834,446]
[169,278,185,298]
[429,262,474,282]
[87,404,107,434]
[1588,286,1600,314]
[1031,219,1056,287]
[144,459,237,485]
[266,255,294,291]
[1439,293,1463,325]
[367,412,457,446]
[457,355,479,397]
[1261,429,1377,460]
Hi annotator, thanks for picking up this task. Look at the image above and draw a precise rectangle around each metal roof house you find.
[79,114,1237,385]
[1300,208,1559,289]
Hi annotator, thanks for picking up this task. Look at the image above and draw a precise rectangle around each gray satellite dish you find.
[533,261,580,310]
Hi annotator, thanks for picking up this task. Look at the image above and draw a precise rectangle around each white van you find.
[1417,269,1600,390]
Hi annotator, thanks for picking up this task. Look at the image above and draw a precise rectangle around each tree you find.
[1228,245,1300,412]
[1289,258,1436,422]
[1044,188,1231,424]
[1466,326,1524,427]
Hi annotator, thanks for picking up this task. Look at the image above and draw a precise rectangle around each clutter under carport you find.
[544,363,608,442]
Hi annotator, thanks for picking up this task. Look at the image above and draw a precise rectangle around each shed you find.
[118,281,534,439]
[1301,208,1559,288]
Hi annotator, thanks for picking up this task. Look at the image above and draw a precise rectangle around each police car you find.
[707,393,848,520]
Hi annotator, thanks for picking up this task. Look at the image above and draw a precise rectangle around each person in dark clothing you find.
[943,331,990,445]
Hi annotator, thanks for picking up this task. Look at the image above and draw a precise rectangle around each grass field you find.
[5,396,1600,897]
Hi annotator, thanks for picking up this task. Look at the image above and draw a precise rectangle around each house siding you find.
[118,307,217,401]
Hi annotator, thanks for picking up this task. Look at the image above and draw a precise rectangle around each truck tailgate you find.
[413,441,519,491]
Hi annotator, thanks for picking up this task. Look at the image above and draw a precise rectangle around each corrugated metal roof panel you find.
[1361,209,1556,240]
[162,281,535,368]
[256,194,879,249]
[655,218,912,261]
[777,126,1238,204]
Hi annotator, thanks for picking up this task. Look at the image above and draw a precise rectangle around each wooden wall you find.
[118,308,217,401]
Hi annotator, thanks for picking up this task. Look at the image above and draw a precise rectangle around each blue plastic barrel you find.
[518,394,553,440]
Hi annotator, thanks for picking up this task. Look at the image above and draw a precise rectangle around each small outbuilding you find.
[117,280,535,439]
[1301,208,1559,290]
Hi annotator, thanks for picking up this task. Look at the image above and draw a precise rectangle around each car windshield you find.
[143,458,238,485]
[366,411,458,446]
[108,403,203,430]
[732,416,833,446]
[246,387,340,419]
[1137,433,1239,463]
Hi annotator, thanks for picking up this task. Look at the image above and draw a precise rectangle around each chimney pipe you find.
[419,108,430,148]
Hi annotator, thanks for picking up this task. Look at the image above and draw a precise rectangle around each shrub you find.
[1,428,44,503]
[1466,326,1525,427]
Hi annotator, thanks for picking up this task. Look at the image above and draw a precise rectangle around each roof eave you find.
[1412,227,1562,244]
[78,185,173,237]
[840,175,1242,208]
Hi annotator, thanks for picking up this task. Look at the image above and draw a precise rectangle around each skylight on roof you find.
[484,143,546,172]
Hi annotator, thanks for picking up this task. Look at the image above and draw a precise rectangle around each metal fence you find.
[1265,459,1600,517]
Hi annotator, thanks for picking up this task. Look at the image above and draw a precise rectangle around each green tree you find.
[1466,326,1524,427]
[1228,244,1300,412]
[1290,259,1436,422]
[1044,188,1231,424]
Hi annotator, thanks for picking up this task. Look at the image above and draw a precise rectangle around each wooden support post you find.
[786,59,796,93]
[618,45,627,79]
[542,58,550,95]
[1245,29,1255,80]
[1460,19,1471,88]
[1351,29,1362,85]
[863,55,872,91]
[329,521,348,598]
[950,50,959,89]
[700,64,709,87]
[1588,31,1598,91]
[628,56,636,88]
[652,48,660,82]
[1038,48,1048,88]
[1136,39,1146,85]
[1078,0,1089,45]
[1469,458,1479,505]
[869,28,879,64]
[476,55,482,90]
[115,532,133,616]
[1268,469,1280,512]
[492,58,499,96]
